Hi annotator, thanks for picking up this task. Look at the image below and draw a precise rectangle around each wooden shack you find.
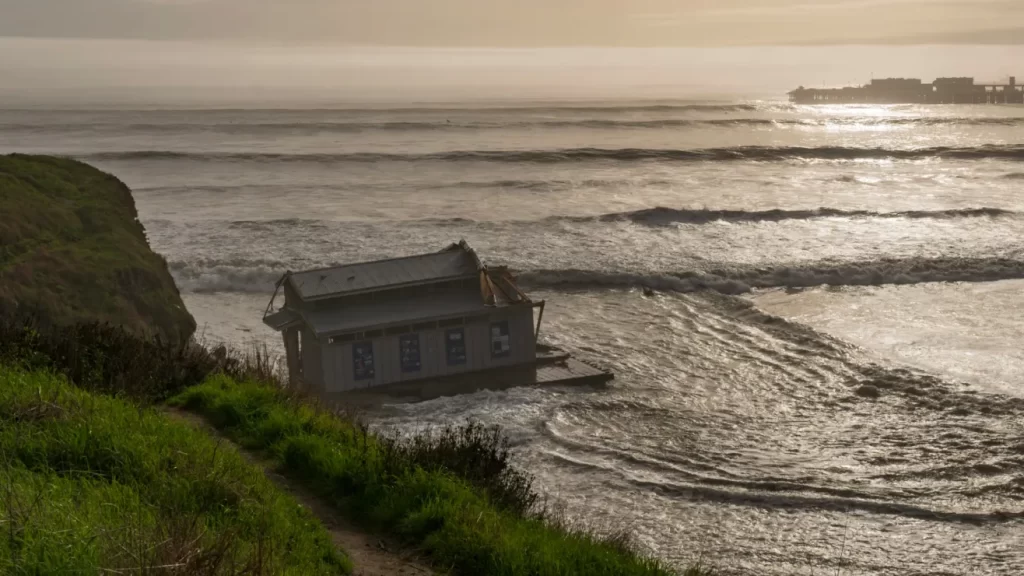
[262,241,547,394]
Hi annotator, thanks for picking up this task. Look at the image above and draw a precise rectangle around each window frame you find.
[399,333,422,373]
[445,327,467,367]
[352,341,375,381]
[490,320,511,359]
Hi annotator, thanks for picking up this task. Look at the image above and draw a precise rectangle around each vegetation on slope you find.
[0,315,218,403]
[173,377,707,576]
[0,365,351,575]
[1,314,710,575]
[0,154,195,343]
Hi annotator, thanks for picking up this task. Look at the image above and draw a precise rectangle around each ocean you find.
[3,100,1023,575]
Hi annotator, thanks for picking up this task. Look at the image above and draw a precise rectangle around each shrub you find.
[379,422,538,515]
[0,313,216,402]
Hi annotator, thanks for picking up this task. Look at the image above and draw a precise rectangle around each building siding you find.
[301,328,324,391]
[321,337,337,392]
[320,305,536,392]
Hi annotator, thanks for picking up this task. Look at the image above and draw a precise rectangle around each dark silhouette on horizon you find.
[790,76,1023,104]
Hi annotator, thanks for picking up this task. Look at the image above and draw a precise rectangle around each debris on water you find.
[642,286,655,297]
[855,384,881,399]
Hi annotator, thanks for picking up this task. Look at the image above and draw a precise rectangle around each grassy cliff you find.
[0,365,351,574]
[0,154,195,343]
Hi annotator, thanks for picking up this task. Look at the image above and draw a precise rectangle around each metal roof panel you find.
[304,290,488,336]
[288,247,478,300]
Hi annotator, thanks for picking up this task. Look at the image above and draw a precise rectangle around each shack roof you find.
[286,242,481,301]
[304,290,489,337]
[262,242,536,334]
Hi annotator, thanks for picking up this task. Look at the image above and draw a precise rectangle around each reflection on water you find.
[754,280,1024,398]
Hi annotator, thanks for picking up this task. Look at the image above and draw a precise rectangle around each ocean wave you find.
[544,449,1020,523]
[172,256,1024,296]
[16,115,1024,134]
[6,118,772,133]
[517,257,1024,296]
[158,206,1014,234]
[579,206,1017,226]
[623,476,1021,524]
[168,259,289,294]
[1003,172,1024,180]
[426,206,1016,227]
[82,145,1024,164]
[135,178,681,195]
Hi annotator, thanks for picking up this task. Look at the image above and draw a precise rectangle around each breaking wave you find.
[171,256,1024,296]
[168,259,289,294]
[518,257,1024,296]
[420,206,1017,226]
[621,476,1023,524]
[83,145,1024,164]
[14,115,1024,134]
[134,178,681,195]
[575,206,1017,226]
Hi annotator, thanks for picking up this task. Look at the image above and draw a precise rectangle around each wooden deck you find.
[536,358,610,385]
[326,354,612,407]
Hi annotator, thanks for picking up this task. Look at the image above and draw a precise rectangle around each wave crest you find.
[15,114,1024,134]
[169,259,287,294]
[584,206,1016,226]
[84,145,1024,164]
[518,257,1024,295]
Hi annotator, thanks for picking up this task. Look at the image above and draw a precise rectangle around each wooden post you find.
[534,301,546,341]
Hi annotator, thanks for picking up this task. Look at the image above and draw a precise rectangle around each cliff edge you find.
[0,154,195,343]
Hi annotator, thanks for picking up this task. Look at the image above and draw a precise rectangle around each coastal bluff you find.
[0,154,195,343]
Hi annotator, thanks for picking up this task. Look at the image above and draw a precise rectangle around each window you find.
[490,321,511,358]
[329,333,356,345]
[352,342,375,381]
[445,328,467,366]
[399,333,421,373]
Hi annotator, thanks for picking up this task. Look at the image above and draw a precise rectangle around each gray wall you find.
[300,327,325,390]
[321,306,536,393]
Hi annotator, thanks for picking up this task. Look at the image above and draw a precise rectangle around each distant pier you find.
[790,77,1024,104]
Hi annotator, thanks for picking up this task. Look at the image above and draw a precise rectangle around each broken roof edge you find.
[446,239,484,269]
[263,271,293,320]
[480,266,531,305]
[263,307,301,331]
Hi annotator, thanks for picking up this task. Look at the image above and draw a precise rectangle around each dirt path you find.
[167,409,435,576]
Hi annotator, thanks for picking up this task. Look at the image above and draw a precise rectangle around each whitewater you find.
[3,101,1023,575]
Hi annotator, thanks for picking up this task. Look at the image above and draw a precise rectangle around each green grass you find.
[0,154,195,343]
[0,365,351,575]
[173,375,707,576]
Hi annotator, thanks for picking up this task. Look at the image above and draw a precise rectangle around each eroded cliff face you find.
[0,154,196,343]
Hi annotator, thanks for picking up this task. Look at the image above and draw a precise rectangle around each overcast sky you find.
[2,0,1023,45]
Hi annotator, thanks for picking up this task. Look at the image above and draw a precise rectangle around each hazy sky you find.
[2,1,1022,106]
[3,39,1021,107]
[2,0,1022,46]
